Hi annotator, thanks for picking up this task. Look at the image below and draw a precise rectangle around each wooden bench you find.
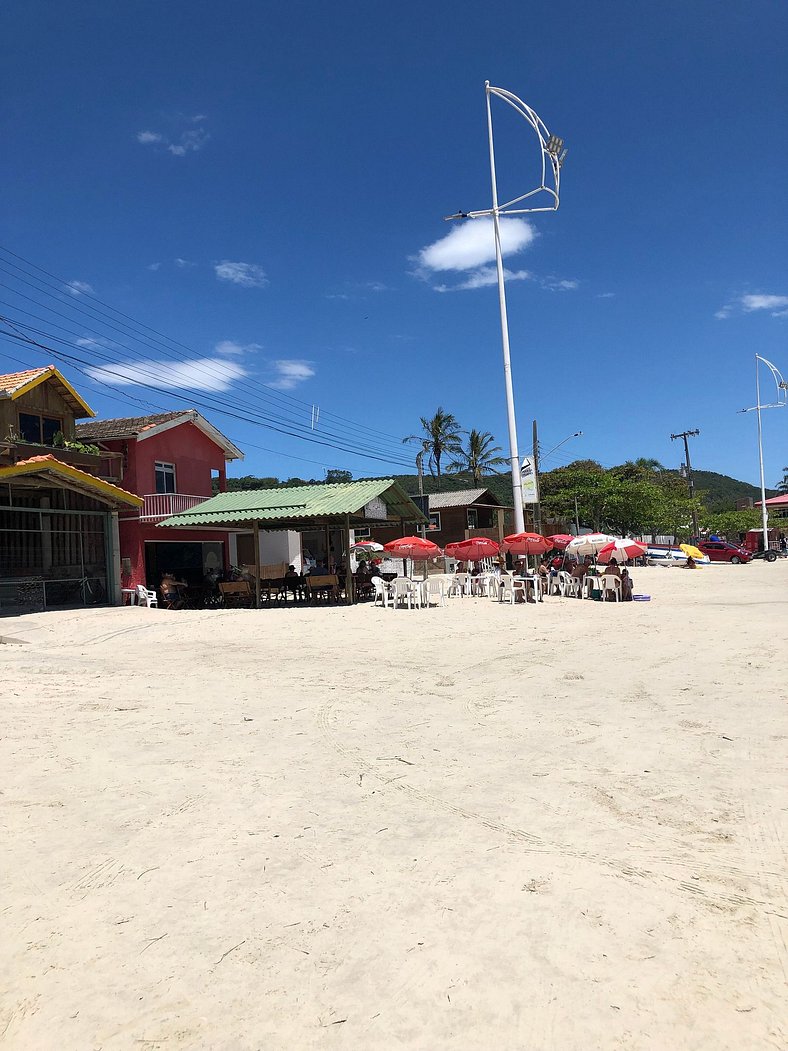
[305,574,339,602]
[218,580,254,608]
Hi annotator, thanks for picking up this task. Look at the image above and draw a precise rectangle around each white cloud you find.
[168,127,210,156]
[215,340,260,356]
[741,293,788,313]
[136,115,210,156]
[267,360,315,390]
[716,292,788,319]
[76,337,110,349]
[147,262,162,271]
[416,217,536,273]
[435,266,531,292]
[85,357,247,392]
[543,277,579,292]
[595,291,615,299]
[215,260,268,288]
[66,280,94,296]
[174,257,196,268]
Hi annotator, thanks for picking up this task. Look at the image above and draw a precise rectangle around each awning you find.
[0,455,143,509]
[158,478,428,530]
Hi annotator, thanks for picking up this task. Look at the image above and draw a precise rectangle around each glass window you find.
[467,508,478,529]
[429,512,441,532]
[16,413,62,445]
[42,417,61,445]
[154,462,176,494]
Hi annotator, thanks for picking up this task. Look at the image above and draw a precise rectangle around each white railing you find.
[140,493,210,521]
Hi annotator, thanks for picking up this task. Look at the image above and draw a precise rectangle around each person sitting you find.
[621,567,633,600]
[602,557,622,599]
[368,561,382,579]
[684,556,697,569]
[160,572,186,610]
[283,564,303,601]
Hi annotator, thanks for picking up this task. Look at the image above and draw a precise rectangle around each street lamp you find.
[445,81,565,534]
[539,430,583,464]
[739,354,787,553]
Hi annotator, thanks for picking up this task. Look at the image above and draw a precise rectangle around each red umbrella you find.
[383,536,443,560]
[547,534,573,550]
[444,537,500,562]
[503,532,551,556]
[597,539,647,564]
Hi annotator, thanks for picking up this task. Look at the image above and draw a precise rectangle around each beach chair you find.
[559,571,580,598]
[547,573,562,597]
[136,584,158,608]
[425,578,447,607]
[392,577,420,609]
[218,580,254,608]
[601,574,622,602]
[371,576,392,608]
[498,575,526,605]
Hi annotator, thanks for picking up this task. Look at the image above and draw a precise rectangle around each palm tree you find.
[448,429,507,484]
[403,408,464,484]
[777,468,788,494]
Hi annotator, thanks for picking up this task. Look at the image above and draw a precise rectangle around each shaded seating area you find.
[157,479,428,607]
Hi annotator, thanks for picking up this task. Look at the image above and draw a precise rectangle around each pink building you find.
[76,411,243,590]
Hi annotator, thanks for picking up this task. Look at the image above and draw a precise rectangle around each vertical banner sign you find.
[521,456,539,503]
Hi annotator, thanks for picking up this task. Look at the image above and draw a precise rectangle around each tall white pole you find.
[485,81,525,534]
[755,356,769,551]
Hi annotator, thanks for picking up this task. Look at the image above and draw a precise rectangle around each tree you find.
[777,468,788,494]
[448,429,507,484]
[403,408,463,483]
[325,469,353,484]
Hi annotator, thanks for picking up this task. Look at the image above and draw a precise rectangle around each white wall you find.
[260,530,303,571]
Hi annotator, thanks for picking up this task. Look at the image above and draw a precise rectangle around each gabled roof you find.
[0,455,143,509]
[428,487,501,509]
[76,410,243,461]
[755,493,788,507]
[160,479,427,528]
[0,365,95,418]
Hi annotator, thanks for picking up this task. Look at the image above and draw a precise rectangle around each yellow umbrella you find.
[680,543,705,563]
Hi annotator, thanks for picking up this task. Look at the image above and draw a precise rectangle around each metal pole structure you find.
[417,452,427,540]
[444,83,566,541]
[574,495,580,535]
[532,419,541,535]
[485,88,525,534]
[755,359,769,551]
[670,429,700,538]
[740,355,787,554]
[253,520,261,609]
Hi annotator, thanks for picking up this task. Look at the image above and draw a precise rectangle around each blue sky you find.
[2,0,787,487]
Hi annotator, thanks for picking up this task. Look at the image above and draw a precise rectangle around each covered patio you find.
[158,478,428,606]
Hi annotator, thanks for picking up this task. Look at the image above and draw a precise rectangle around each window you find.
[467,508,478,529]
[353,527,371,539]
[154,462,176,494]
[428,512,441,532]
[18,412,62,445]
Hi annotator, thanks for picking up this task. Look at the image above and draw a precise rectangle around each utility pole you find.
[670,429,700,538]
[532,419,541,535]
[417,452,427,540]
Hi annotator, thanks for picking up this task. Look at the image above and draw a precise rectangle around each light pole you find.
[740,355,787,552]
[445,82,566,534]
[528,429,582,534]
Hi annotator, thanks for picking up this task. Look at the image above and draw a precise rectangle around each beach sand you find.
[1,563,786,1050]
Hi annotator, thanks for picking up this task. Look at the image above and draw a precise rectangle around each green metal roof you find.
[158,478,427,529]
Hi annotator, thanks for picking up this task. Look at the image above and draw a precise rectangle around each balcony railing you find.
[139,493,210,521]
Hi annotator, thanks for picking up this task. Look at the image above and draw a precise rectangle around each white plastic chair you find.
[547,573,562,597]
[371,576,392,608]
[393,577,420,610]
[498,575,526,605]
[559,571,580,598]
[601,574,622,602]
[426,579,447,607]
[136,584,158,608]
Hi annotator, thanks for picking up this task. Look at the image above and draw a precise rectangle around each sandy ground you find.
[1,563,786,1050]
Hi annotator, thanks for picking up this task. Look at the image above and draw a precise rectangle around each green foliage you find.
[777,467,788,494]
[51,431,101,455]
[448,429,507,484]
[403,408,464,482]
[701,508,763,536]
[325,469,353,484]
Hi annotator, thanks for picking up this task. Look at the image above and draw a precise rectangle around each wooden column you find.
[253,520,261,609]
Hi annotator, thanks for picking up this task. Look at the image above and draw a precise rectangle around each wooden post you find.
[253,520,261,609]
[344,514,353,605]
[324,522,331,570]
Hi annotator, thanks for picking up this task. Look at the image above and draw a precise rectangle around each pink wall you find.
[104,421,227,496]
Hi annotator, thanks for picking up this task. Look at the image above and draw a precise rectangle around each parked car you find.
[696,540,752,564]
